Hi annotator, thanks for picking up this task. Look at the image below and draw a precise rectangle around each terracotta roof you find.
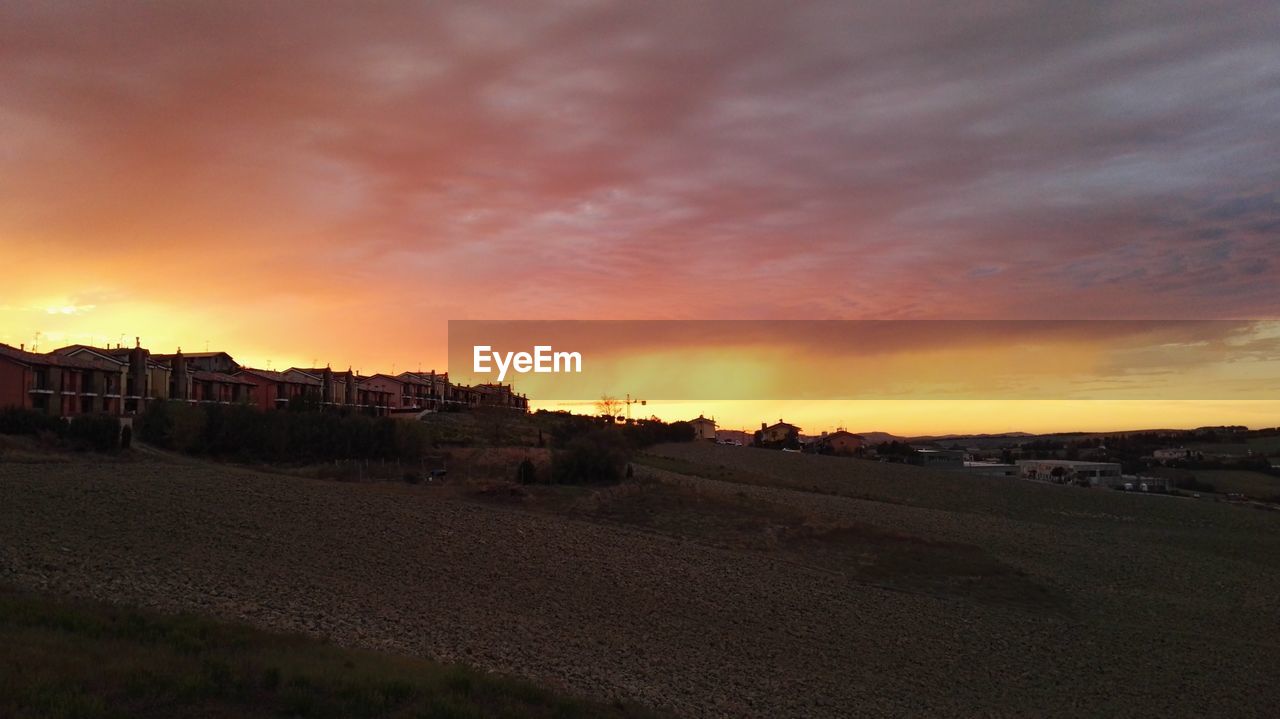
[395,372,439,386]
[289,367,356,380]
[823,430,864,441]
[192,370,257,385]
[237,367,322,386]
[359,373,403,385]
[0,343,121,370]
[48,345,128,365]
[154,351,234,360]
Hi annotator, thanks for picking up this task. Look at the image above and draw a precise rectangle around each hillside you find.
[3,444,1279,717]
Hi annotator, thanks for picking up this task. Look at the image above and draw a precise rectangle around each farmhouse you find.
[689,415,717,440]
[715,429,750,445]
[817,430,865,455]
[755,420,801,448]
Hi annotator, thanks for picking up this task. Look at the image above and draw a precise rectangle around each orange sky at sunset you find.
[2,2,1278,434]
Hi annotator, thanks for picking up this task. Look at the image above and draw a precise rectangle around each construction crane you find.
[623,393,646,421]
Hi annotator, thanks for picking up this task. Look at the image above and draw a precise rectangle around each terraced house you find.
[234,367,322,412]
[0,343,125,416]
[0,342,529,419]
[51,341,171,413]
[156,350,256,405]
[395,371,446,411]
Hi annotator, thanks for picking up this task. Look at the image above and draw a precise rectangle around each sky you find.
[1,1,1278,433]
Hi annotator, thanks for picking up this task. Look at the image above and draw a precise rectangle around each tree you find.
[595,395,621,420]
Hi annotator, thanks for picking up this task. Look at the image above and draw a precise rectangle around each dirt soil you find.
[2,443,1279,718]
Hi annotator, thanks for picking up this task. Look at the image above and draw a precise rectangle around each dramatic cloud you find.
[1,0,1278,374]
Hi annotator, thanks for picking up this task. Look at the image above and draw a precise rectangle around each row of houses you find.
[688,416,869,455]
[0,340,528,418]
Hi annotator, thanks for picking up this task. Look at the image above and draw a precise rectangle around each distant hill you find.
[853,431,905,444]
[908,432,1036,442]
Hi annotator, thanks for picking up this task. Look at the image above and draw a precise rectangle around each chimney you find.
[129,340,149,400]
[19,343,24,351]
[761,422,767,430]
[172,348,189,400]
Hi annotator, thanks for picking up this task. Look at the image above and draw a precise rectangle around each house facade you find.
[0,343,127,416]
[51,341,171,413]
[475,383,530,411]
[235,367,321,411]
[755,420,801,448]
[818,430,865,455]
[688,415,717,440]
[356,374,400,415]
[396,371,444,411]
[1,341,533,421]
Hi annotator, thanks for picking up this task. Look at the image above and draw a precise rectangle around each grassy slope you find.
[1189,435,1280,456]
[638,443,1280,644]
[1148,467,1280,499]
[496,469,1060,609]
[0,585,660,719]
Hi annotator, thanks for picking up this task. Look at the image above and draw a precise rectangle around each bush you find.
[0,407,66,436]
[551,430,631,484]
[137,401,207,452]
[516,458,538,484]
[136,401,434,465]
[66,414,120,452]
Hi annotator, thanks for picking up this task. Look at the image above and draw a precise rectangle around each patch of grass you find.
[0,585,662,719]
[1147,468,1280,500]
[635,453,916,507]
[1190,470,1280,500]
[1189,436,1280,457]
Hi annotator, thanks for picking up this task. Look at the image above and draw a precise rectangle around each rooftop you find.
[237,367,322,386]
[0,343,121,371]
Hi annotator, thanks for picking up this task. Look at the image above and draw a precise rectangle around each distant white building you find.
[914,448,965,469]
[1017,459,1122,485]
[1153,448,1193,461]
[962,461,1019,477]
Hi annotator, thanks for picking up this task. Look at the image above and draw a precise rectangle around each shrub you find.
[136,401,438,465]
[0,407,66,436]
[66,414,120,452]
[136,401,207,452]
[551,430,631,484]
[516,458,537,484]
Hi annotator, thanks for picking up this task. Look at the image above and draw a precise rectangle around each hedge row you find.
[135,401,432,463]
[0,408,121,452]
